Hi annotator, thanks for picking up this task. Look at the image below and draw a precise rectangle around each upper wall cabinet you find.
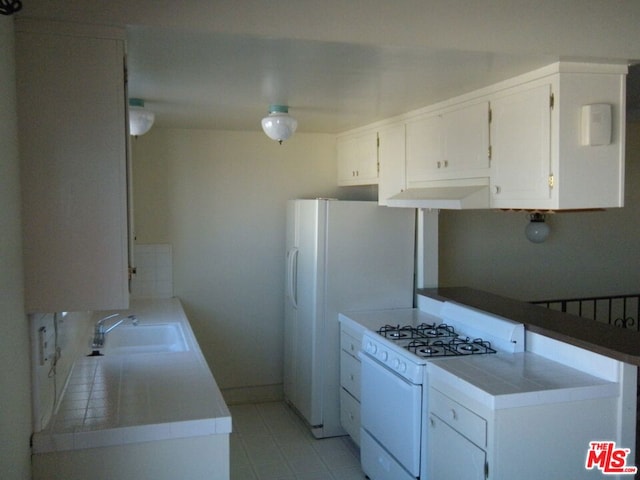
[490,83,553,207]
[337,131,379,186]
[378,123,406,206]
[406,101,490,186]
[16,20,130,313]
[491,67,626,210]
[338,62,626,211]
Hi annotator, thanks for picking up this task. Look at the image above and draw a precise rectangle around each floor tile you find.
[230,401,363,480]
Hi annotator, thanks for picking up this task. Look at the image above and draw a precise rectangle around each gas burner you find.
[449,338,496,355]
[407,340,455,358]
[377,325,423,341]
[415,323,457,339]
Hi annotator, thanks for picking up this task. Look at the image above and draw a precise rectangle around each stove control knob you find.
[367,342,377,354]
[380,351,388,361]
[398,361,407,373]
[392,358,400,369]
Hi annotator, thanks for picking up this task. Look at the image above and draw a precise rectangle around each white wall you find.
[0,16,32,480]
[132,129,375,400]
[439,122,640,301]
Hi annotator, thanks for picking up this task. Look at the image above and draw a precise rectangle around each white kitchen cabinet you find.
[337,130,379,186]
[428,388,488,480]
[429,414,486,480]
[405,113,442,184]
[428,354,623,480]
[490,66,625,210]
[340,62,626,210]
[377,123,406,205]
[16,20,130,313]
[339,325,362,445]
[441,101,490,179]
[406,101,489,186]
[490,83,552,207]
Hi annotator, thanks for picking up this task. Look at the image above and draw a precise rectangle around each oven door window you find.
[360,353,422,477]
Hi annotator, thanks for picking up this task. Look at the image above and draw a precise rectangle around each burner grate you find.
[449,337,497,355]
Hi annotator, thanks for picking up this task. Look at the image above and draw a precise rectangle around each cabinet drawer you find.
[429,388,486,447]
[340,350,361,399]
[340,330,360,357]
[340,388,361,446]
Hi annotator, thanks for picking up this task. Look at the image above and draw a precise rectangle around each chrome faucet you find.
[92,313,138,349]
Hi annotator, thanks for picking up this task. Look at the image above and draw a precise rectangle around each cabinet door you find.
[377,123,406,205]
[490,83,552,208]
[405,113,442,184]
[442,101,490,177]
[337,131,378,185]
[429,414,486,480]
[339,388,361,446]
[16,25,129,312]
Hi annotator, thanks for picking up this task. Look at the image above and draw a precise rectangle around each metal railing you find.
[531,293,640,331]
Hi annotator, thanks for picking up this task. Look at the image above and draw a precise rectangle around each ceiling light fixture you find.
[525,213,550,243]
[129,98,155,136]
[261,105,297,144]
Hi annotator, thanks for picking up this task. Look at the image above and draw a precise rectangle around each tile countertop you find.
[419,287,640,366]
[32,298,231,454]
[428,352,619,410]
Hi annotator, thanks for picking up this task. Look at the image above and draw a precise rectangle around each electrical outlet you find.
[37,326,56,366]
[37,326,47,366]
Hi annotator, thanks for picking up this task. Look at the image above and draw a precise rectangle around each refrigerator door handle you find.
[287,247,299,309]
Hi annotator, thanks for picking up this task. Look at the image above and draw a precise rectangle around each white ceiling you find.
[18,0,640,134]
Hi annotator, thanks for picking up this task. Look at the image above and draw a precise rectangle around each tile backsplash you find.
[31,310,93,432]
[130,244,173,299]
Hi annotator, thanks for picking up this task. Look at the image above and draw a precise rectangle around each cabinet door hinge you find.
[488,107,492,124]
[376,135,380,174]
[550,93,555,109]
[488,145,492,161]
[485,461,489,479]
[548,174,555,188]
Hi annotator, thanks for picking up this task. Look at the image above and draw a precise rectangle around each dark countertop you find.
[418,287,640,366]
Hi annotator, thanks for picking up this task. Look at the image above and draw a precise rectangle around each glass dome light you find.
[525,212,550,243]
[261,105,297,144]
[129,98,155,136]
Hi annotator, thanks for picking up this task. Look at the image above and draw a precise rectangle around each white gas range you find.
[358,297,525,480]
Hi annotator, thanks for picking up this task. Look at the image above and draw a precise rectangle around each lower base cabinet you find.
[339,325,363,446]
[428,385,620,480]
[32,434,229,480]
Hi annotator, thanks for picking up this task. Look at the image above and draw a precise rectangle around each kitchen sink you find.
[99,323,189,355]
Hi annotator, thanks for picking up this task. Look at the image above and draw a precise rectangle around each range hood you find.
[386,180,490,209]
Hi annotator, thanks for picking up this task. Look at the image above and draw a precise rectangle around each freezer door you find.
[284,199,325,428]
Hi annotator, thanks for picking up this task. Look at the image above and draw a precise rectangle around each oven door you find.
[360,352,422,477]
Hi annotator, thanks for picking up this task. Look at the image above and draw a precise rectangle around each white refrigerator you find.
[284,199,416,438]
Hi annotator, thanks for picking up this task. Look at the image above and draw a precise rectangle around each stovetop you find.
[357,302,525,383]
[376,323,497,359]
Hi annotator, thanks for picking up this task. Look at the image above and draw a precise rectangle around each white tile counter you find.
[32,298,231,480]
[428,352,619,410]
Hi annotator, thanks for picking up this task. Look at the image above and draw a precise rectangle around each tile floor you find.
[230,401,367,480]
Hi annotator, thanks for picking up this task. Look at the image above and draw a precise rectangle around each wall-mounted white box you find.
[581,103,612,146]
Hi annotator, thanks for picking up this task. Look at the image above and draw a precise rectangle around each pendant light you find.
[525,213,550,243]
[129,98,155,136]
[261,105,297,144]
